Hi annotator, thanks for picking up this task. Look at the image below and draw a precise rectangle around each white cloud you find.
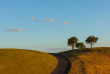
[7,29,26,32]
[45,18,56,22]
[63,22,70,24]
[31,16,38,22]
[50,19,56,22]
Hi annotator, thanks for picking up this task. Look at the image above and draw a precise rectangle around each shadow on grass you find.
[59,48,92,58]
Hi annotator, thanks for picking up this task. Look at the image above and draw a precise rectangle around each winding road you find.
[50,54,71,74]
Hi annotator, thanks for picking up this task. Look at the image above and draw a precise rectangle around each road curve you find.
[50,54,71,74]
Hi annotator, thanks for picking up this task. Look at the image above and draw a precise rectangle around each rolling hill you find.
[59,47,110,74]
[0,49,58,74]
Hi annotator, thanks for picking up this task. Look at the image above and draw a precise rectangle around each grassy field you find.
[0,49,58,74]
[59,47,110,74]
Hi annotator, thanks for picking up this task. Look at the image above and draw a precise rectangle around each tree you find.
[85,36,98,50]
[75,42,86,49]
[67,37,78,50]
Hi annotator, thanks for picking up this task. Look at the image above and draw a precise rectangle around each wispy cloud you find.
[7,29,26,32]
[31,16,38,22]
[63,22,70,24]
[45,18,56,22]
[31,16,70,24]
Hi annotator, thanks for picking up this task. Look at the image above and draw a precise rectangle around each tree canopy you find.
[67,37,78,50]
[75,42,86,49]
[85,36,98,50]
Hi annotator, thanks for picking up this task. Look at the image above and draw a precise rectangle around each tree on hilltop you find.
[85,36,98,50]
[67,37,78,50]
[75,42,86,50]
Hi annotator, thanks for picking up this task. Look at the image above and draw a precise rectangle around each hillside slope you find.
[0,49,58,74]
[59,47,110,74]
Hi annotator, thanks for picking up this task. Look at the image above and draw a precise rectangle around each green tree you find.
[75,42,86,49]
[85,36,98,50]
[67,37,78,50]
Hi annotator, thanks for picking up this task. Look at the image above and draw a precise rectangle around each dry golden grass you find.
[59,47,110,74]
[0,49,58,74]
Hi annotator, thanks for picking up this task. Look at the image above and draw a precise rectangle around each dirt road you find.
[51,54,71,74]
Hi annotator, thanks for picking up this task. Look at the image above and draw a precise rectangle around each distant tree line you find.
[67,36,98,50]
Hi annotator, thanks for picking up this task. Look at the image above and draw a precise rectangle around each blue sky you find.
[0,0,110,53]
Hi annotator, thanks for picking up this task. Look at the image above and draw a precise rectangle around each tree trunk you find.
[72,44,74,50]
[91,44,92,50]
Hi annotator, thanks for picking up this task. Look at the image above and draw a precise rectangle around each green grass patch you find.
[0,49,58,74]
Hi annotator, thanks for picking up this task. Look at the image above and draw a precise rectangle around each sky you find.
[0,0,110,53]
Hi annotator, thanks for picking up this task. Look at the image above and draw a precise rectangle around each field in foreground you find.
[0,49,58,74]
[59,47,110,74]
